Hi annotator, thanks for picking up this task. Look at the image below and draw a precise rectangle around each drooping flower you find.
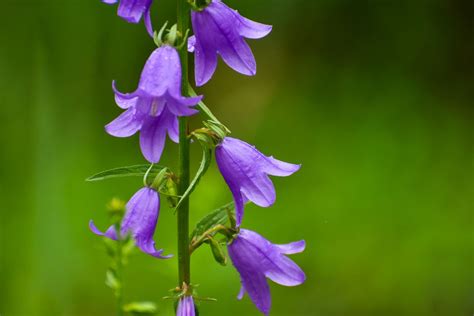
[176,296,195,316]
[102,0,155,35]
[228,229,306,315]
[106,45,202,163]
[215,137,300,226]
[89,187,171,259]
[188,0,272,86]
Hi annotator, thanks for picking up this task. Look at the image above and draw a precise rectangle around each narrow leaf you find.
[86,164,165,182]
[175,145,212,210]
[190,202,234,241]
[123,301,157,314]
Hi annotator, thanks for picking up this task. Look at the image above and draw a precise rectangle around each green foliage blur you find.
[0,0,472,315]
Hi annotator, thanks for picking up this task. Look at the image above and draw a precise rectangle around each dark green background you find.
[1,0,473,315]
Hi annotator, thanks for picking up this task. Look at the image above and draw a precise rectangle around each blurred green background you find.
[0,0,473,315]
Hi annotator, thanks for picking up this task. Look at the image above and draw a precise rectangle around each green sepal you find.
[123,301,157,315]
[208,237,227,266]
[190,202,234,241]
[86,164,166,183]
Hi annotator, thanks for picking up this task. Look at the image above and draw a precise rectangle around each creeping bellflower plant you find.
[188,0,272,86]
[89,0,306,315]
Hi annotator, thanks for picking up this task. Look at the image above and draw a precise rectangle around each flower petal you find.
[206,1,257,76]
[236,15,272,39]
[167,115,179,143]
[177,296,195,316]
[187,35,196,53]
[89,220,117,240]
[114,93,138,109]
[138,46,182,97]
[237,285,245,300]
[228,236,271,315]
[139,116,167,163]
[117,0,153,24]
[105,107,143,137]
[215,143,246,226]
[102,0,118,4]
[144,7,154,38]
[238,229,306,287]
[262,156,301,177]
[275,240,306,255]
[191,11,218,86]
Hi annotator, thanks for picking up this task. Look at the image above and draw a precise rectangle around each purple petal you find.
[275,240,306,255]
[176,296,195,316]
[236,15,272,39]
[206,1,257,76]
[121,187,171,258]
[167,115,179,143]
[191,11,218,86]
[139,116,167,163]
[114,93,138,109]
[165,94,201,117]
[105,107,143,137]
[102,0,118,4]
[239,229,306,287]
[117,0,153,24]
[138,46,182,98]
[237,285,245,300]
[262,156,301,177]
[144,7,154,38]
[112,80,139,100]
[228,235,271,315]
[89,220,118,240]
[215,144,246,226]
[187,35,196,53]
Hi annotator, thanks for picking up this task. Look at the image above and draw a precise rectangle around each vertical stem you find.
[177,0,191,286]
[116,230,124,316]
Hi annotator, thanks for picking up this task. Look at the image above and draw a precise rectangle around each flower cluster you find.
[91,0,306,315]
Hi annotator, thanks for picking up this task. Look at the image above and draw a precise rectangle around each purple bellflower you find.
[176,296,195,316]
[102,0,154,36]
[228,229,306,315]
[89,187,171,259]
[188,0,272,86]
[106,45,202,163]
[215,137,300,226]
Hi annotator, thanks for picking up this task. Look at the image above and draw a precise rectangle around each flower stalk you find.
[177,0,191,287]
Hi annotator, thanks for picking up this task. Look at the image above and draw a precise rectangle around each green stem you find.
[177,0,191,287]
[116,228,124,316]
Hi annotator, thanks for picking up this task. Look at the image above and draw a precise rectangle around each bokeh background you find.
[1,0,473,315]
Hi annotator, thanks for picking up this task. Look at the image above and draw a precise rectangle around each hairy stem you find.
[177,0,191,287]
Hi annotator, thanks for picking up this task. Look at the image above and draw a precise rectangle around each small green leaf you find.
[105,269,120,291]
[190,202,234,241]
[208,237,227,266]
[175,144,212,210]
[123,301,157,315]
[86,164,166,182]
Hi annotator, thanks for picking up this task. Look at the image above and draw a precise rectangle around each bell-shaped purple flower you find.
[89,187,171,259]
[215,137,300,226]
[189,0,272,86]
[176,296,195,316]
[106,45,202,163]
[228,229,305,315]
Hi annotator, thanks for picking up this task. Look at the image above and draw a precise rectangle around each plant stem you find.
[116,232,124,316]
[177,0,191,287]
